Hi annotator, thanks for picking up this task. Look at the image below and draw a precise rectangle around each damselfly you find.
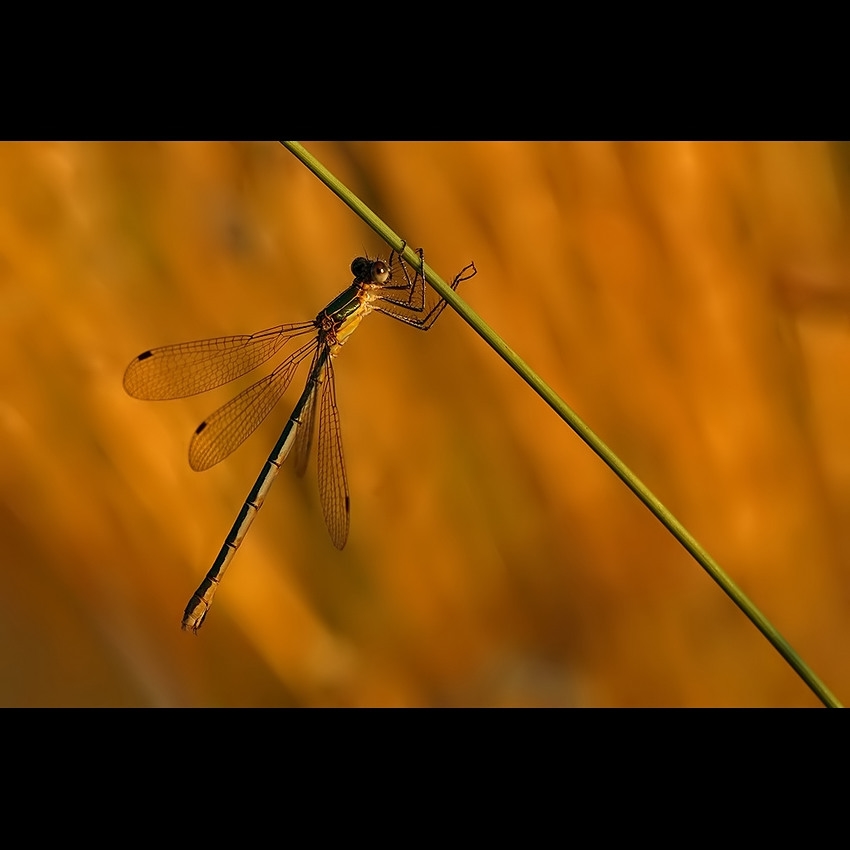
[124,248,477,632]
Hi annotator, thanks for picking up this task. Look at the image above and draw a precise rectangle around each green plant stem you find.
[281,140,842,708]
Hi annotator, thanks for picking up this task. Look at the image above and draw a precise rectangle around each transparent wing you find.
[189,337,319,471]
[317,358,350,549]
[123,321,317,400]
[292,344,322,478]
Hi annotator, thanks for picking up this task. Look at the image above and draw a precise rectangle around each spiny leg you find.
[376,248,476,331]
[371,242,420,309]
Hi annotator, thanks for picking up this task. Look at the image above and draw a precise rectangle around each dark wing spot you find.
[137,350,154,361]
[195,421,208,435]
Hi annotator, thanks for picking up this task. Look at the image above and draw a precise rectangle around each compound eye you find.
[372,260,390,284]
[351,257,369,278]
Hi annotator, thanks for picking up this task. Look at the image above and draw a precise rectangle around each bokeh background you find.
[1,141,848,707]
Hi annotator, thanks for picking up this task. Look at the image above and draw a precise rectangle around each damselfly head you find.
[351,256,391,286]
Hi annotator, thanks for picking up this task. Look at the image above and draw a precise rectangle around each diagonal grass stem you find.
[281,140,842,708]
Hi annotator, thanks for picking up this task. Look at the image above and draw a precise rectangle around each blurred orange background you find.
[0,141,848,706]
